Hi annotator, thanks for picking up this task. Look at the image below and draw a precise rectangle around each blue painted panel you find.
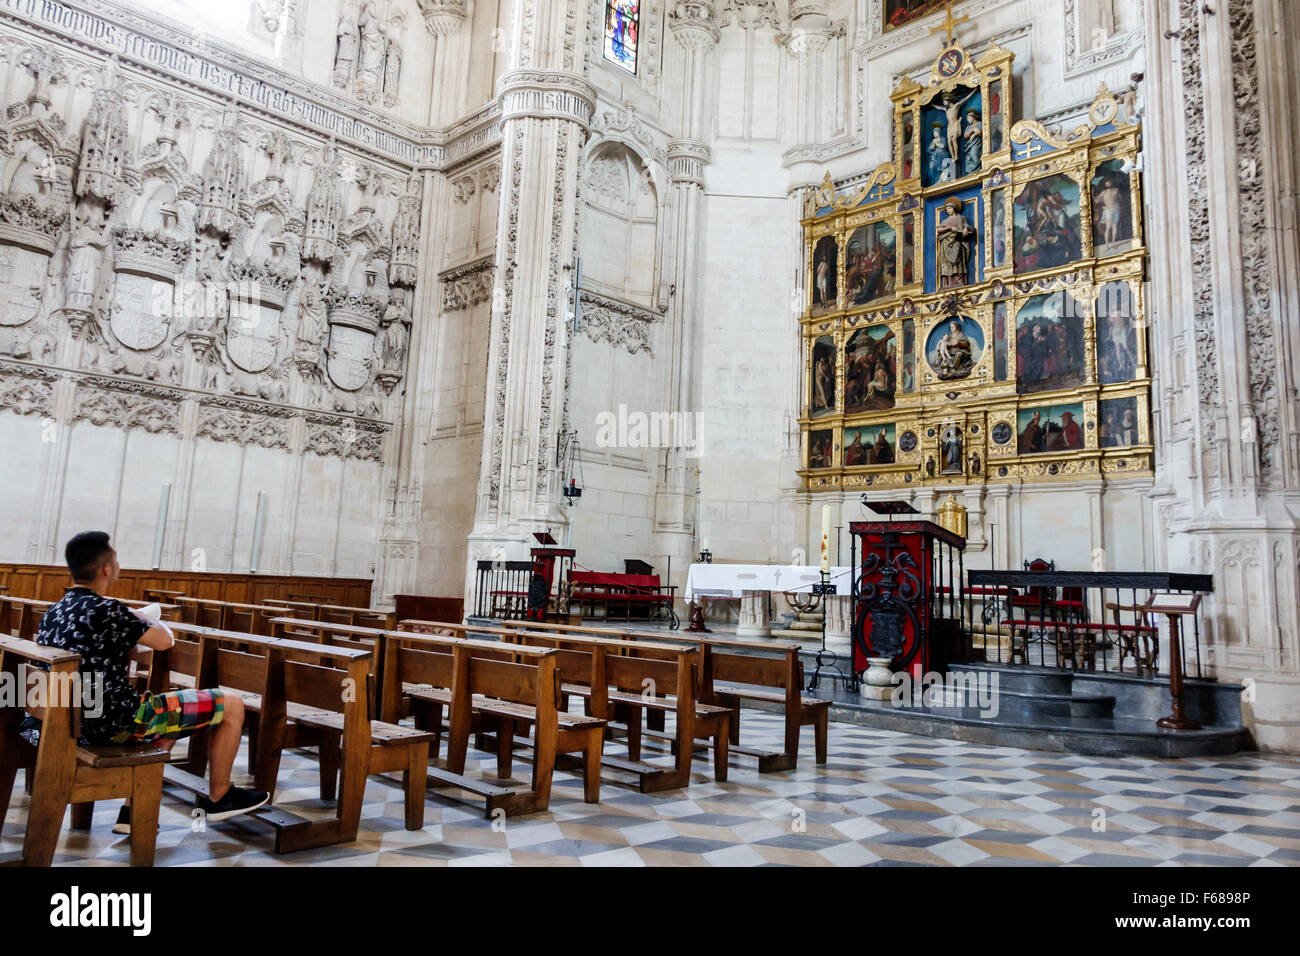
[923,186,983,294]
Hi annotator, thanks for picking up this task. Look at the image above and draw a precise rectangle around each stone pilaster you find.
[1144,0,1300,750]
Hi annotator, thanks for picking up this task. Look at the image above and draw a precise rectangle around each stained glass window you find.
[602,1,639,74]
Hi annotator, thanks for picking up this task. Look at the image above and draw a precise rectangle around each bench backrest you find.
[0,596,51,639]
[0,634,81,738]
[568,571,662,592]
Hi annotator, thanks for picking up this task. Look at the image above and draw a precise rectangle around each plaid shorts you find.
[111,689,226,744]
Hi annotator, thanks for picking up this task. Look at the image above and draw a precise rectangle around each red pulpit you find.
[849,519,967,679]
[529,532,574,622]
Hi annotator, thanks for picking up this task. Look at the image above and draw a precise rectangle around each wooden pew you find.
[141,588,186,604]
[501,619,831,771]
[378,629,604,814]
[0,635,168,866]
[264,599,395,630]
[503,627,731,786]
[402,619,726,791]
[0,596,51,639]
[173,597,283,635]
[155,622,433,844]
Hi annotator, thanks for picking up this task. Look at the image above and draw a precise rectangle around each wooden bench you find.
[0,596,51,639]
[503,619,830,771]
[565,571,679,628]
[0,635,168,866]
[152,622,433,844]
[264,599,395,630]
[380,628,605,814]
[502,626,731,787]
[173,597,285,635]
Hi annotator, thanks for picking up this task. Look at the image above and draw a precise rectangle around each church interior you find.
[0,0,1298,878]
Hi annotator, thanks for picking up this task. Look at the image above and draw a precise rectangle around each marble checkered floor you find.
[5,712,1300,866]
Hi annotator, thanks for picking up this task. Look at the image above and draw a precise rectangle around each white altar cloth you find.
[683,563,854,601]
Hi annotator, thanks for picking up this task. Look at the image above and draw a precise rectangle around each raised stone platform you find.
[803,658,1251,758]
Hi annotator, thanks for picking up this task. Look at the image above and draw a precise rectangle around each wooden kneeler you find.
[0,636,167,867]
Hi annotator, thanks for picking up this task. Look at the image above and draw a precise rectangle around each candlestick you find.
[820,504,831,573]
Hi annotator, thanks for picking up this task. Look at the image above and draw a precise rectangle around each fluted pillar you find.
[465,1,594,607]
[653,7,720,599]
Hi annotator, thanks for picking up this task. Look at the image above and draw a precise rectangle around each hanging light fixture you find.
[558,429,583,504]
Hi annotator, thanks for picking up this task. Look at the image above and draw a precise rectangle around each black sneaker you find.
[197,786,270,822]
[111,805,160,836]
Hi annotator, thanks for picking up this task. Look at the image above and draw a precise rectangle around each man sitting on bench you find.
[36,531,269,834]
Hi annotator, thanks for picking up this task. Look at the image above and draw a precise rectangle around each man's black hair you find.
[65,531,114,584]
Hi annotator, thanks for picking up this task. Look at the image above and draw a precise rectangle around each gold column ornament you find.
[937,493,968,538]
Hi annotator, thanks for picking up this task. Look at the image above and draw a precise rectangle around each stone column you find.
[465,0,595,609]
[1144,0,1300,751]
[653,6,720,603]
[824,594,853,653]
[737,589,773,638]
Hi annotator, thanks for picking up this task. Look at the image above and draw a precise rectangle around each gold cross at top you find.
[930,1,970,47]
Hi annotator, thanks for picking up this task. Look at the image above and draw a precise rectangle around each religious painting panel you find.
[1091,158,1134,256]
[807,428,834,469]
[924,85,982,185]
[1096,280,1139,384]
[901,317,916,393]
[988,79,1005,154]
[844,423,896,467]
[1015,292,1085,394]
[810,334,836,417]
[1016,402,1086,455]
[845,325,897,412]
[1099,396,1140,448]
[884,0,948,32]
[1013,173,1082,272]
[925,315,983,381]
[992,300,1008,380]
[900,212,917,286]
[846,222,897,306]
[988,187,1007,268]
[809,235,838,316]
[900,110,917,181]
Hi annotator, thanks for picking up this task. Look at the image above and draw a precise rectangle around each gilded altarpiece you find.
[798,40,1149,493]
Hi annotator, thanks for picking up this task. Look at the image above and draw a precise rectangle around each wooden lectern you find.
[529,531,575,622]
[850,510,967,679]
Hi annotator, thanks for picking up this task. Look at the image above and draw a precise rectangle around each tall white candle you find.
[701,538,709,552]
[820,504,831,572]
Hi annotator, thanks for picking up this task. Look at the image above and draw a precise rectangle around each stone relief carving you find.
[578,290,658,356]
[439,256,494,311]
[1227,0,1277,475]
[0,35,424,463]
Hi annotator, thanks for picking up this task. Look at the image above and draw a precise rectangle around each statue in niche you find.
[191,232,229,335]
[961,109,982,176]
[935,198,974,288]
[356,3,385,99]
[334,8,359,84]
[295,261,328,356]
[65,198,110,309]
[927,125,947,184]
[382,20,403,106]
[379,287,410,371]
[941,88,978,171]
[941,425,963,475]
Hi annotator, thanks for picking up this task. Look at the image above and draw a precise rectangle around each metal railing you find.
[964,569,1214,678]
[471,560,533,619]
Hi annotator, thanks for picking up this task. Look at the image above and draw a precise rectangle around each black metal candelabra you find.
[806,569,856,694]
